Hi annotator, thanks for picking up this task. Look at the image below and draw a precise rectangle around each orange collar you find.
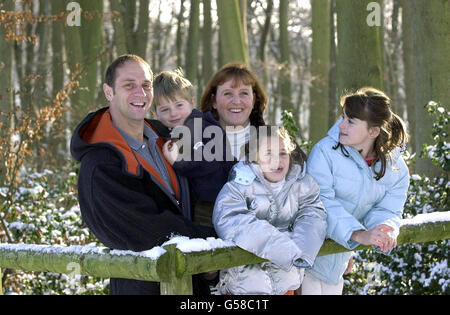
[81,108,179,199]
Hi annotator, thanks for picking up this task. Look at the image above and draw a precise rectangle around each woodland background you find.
[0,0,448,294]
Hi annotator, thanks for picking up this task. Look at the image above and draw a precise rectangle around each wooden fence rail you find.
[0,211,449,295]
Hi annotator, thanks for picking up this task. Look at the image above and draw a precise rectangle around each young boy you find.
[153,69,195,130]
[152,69,233,227]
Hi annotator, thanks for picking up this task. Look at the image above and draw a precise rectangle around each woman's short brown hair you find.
[200,63,267,127]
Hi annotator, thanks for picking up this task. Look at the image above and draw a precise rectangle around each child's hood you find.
[327,118,342,143]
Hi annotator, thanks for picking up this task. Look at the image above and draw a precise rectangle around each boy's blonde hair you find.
[152,68,195,111]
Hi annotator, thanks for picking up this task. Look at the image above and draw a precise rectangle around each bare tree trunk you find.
[176,0,185,68]
[411,0,450,177]
[279,0,292,113]
[121,0,136,54]
[336,0,384,94]
[384,0,402,119]
[79,0,104,110]
[0,0,15,128]
[309,0,331,144]
[152,2,162,70]
[328,0,338,127]
[202,0,214,92]
[109,0,128,55]
[258,0,274,91]
[136,0,150,59]
[216,0,249,67]
[185,0,200,83]
[35,1,51,110]
[239,0,249,59]
[401,0,415,153]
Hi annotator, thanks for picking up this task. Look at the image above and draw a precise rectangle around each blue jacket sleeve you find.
[289,174,327,267]
[306,143,366,249]
[363,157,410,237]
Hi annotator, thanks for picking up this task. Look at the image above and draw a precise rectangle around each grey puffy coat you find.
[213,161,327,295]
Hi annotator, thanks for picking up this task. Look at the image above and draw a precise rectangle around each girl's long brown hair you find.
[334,87,408,180]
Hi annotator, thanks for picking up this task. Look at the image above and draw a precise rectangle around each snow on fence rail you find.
[0,211,449,295]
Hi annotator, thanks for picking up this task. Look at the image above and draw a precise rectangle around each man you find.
[70,54,215,295]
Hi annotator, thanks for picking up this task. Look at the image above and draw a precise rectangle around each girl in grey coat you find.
[213,127,327,295]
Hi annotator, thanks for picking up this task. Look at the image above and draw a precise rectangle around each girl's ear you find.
[369,126,381,139]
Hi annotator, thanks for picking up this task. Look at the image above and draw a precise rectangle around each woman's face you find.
[213,78,255,128]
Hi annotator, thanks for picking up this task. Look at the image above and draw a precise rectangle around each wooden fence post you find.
[157,244,193,295]
[0,268,3,295]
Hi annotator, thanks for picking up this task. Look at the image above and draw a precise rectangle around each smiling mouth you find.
[229,108,243,113]
[130,102,146,108]
[270,167,283,173]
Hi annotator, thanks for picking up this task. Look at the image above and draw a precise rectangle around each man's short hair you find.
[104,54,153,90]
[152,68,195,111]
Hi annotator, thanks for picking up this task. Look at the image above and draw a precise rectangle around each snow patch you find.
[401,211,450,226]
[0,236,236,260]
[162,236,235,253]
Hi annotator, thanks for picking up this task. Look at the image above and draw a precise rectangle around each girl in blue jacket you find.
[302,87,410,295]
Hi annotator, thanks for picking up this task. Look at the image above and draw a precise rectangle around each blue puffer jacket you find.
[305,119,410,285]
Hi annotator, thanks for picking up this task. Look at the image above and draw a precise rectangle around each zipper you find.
[148,173,181,210]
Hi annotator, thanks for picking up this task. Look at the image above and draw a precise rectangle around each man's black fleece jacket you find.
[70,107,216,295]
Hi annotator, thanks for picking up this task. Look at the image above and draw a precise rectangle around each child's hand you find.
[162,140,179,165]
[344,256,354,274]
[351,224,396,253]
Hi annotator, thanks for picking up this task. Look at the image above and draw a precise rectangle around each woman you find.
[164,63,268,226]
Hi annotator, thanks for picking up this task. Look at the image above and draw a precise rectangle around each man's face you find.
[104,61,153,128]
